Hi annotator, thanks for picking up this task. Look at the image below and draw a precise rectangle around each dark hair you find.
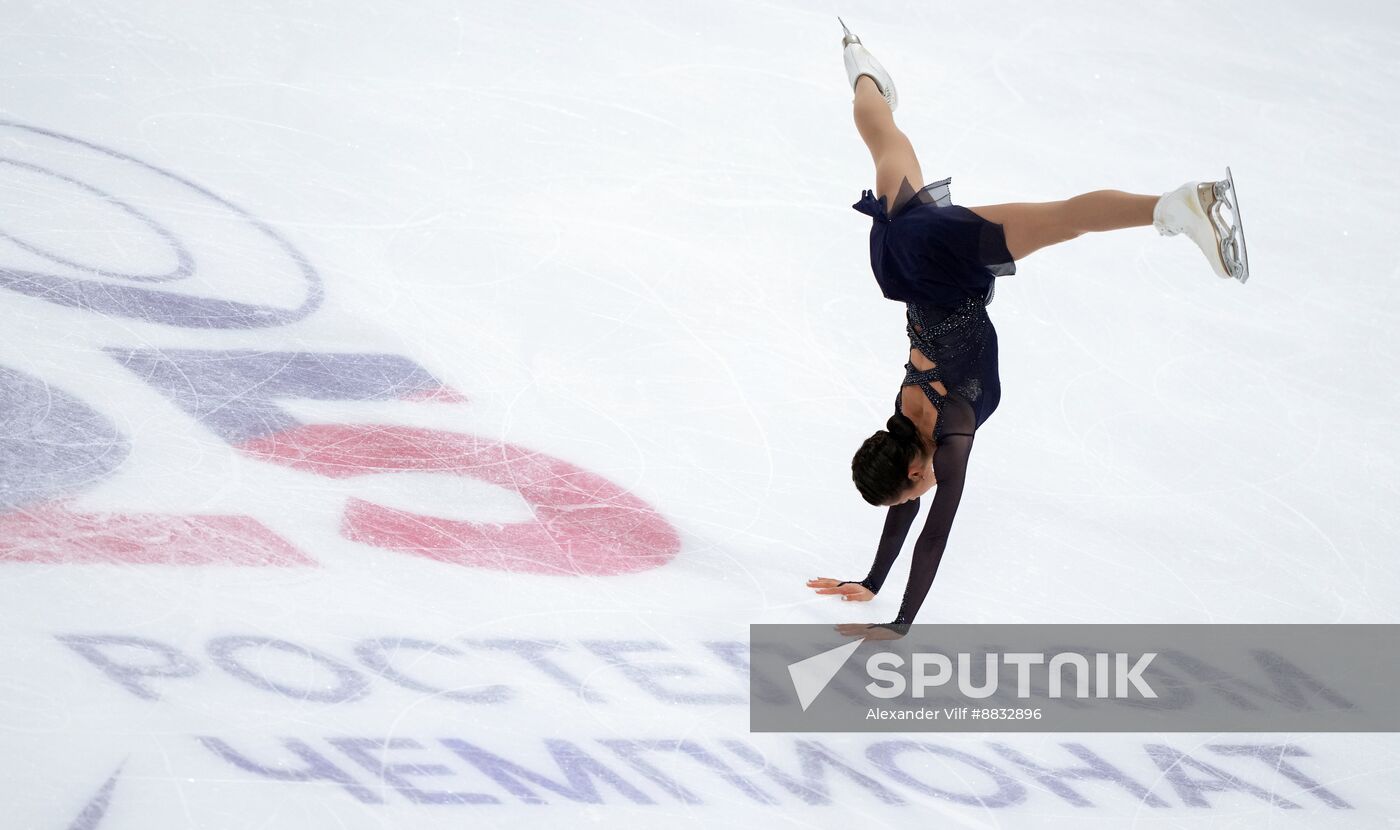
[852,412,926,506]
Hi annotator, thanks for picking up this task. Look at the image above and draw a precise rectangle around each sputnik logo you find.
[787,640,863,711]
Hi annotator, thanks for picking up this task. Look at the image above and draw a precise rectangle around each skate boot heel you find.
[1153,170,1250,283]
[838,17,898,111]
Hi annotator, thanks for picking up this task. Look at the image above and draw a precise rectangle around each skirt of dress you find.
[853,176,1016,308]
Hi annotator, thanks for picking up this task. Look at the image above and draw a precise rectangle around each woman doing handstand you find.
[807,18,1250,638]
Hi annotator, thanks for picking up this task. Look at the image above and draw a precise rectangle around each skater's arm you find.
[808,498,919,602]
[849,497,922,594]
[874,432,974,634]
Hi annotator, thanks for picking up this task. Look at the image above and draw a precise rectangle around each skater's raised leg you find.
[843,20,920,214]
[965,191,1159,262]
[854,75,924,215]
[839,17,1247,283]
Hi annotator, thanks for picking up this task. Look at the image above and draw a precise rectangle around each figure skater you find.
[806,18,1250,638]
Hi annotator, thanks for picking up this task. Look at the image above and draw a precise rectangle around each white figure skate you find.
[839,17,897,112]
[1153,167,1251,283]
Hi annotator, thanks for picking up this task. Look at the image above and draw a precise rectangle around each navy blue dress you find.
[852,175,1015,439]
[843,176,1018,632]
[853,176,1016,309]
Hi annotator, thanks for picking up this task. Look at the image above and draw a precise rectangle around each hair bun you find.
[885,412,918,443]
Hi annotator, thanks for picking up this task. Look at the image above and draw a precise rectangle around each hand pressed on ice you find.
[807,577,874,602]
[834,623,905,641]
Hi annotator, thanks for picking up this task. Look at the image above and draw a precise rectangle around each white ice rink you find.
[3,1,1399,827]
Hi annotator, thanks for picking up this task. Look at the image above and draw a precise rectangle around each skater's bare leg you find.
[965,191,1158,262]
[854,75,923,212]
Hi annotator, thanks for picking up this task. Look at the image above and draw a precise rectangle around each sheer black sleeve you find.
[841,497,921,595]
[876,431,975,634]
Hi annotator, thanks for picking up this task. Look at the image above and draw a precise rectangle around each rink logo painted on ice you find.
[0,121,680,575]
[45,631,1361,812]
[67,764,123,830]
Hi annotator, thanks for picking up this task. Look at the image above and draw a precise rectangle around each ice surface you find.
[2,0,1399,827]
